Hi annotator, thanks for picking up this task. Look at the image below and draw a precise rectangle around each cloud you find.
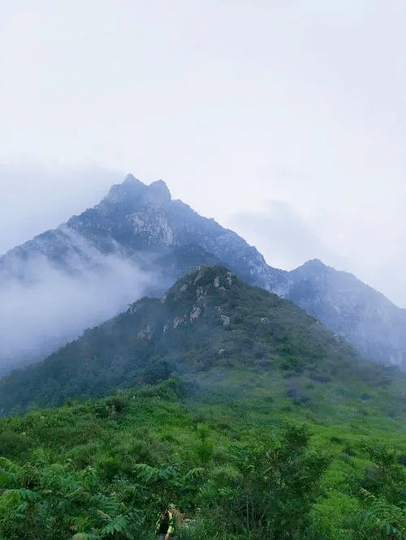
[228,198,406,310]
[0,162,123,256]
[227,200,339,271]
[0,237,160,375]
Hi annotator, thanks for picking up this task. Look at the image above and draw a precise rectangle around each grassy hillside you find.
[1,376,406,539]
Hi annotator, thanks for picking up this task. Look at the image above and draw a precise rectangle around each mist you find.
[228,201,337,272]
[0,242,160,376]
[0,162,123,257]
[227,197,406,310]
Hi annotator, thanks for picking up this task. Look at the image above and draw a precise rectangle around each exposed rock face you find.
[1,175,406,370]
[221,315,231,326]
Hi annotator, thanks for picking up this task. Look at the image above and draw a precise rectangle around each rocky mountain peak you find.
[291,259,333,278]
[303,258,325,268]
[122,173,139,184]
[104,174,145,204]
[3,172,406,371]
[144,179,171,207]
[101,176,171,210]
[300,259,327,271]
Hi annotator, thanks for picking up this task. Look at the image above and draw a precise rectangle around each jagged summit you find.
[293,259,332,272]
[165,265,235,305]
[301,258,326,269]
[103,175,171,208]
[65,175,271,283]
[103,174,145,204]
[144,179,171,206]
[123,173,139,184]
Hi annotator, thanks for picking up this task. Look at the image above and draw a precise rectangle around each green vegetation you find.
[2,266,406,538]
[1,377,406,539]
[0,266,372,415]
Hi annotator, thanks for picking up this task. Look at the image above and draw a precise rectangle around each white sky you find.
[1,0,406,306]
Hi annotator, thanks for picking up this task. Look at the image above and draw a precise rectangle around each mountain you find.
[64,174,278,286]
[274,259,406,366]
[0,175,281,373]
[1,264,388,416]
[0,174,405,371]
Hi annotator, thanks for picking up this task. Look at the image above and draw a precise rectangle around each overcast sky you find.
[1,0,406,306]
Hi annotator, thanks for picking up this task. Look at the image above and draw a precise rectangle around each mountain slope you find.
[0,265,366,415]
[0,175,282,372]
[65,174,278,286]
[1,174,406,370]
[276,259,406,366]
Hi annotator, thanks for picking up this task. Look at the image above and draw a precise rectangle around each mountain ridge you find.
[0,174,405,370]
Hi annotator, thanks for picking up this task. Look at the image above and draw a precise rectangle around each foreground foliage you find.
[1,378,406,539]
[2,267,406,537]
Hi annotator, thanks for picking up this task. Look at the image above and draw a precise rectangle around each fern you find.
[133,463,161,483]
[348,497,406,539]
[0,468,17,486]
[101,514,127,535]
[184,467,207,480]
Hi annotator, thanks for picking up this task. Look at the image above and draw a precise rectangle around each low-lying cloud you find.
[0,244,160,376]
[0,162,122,257]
